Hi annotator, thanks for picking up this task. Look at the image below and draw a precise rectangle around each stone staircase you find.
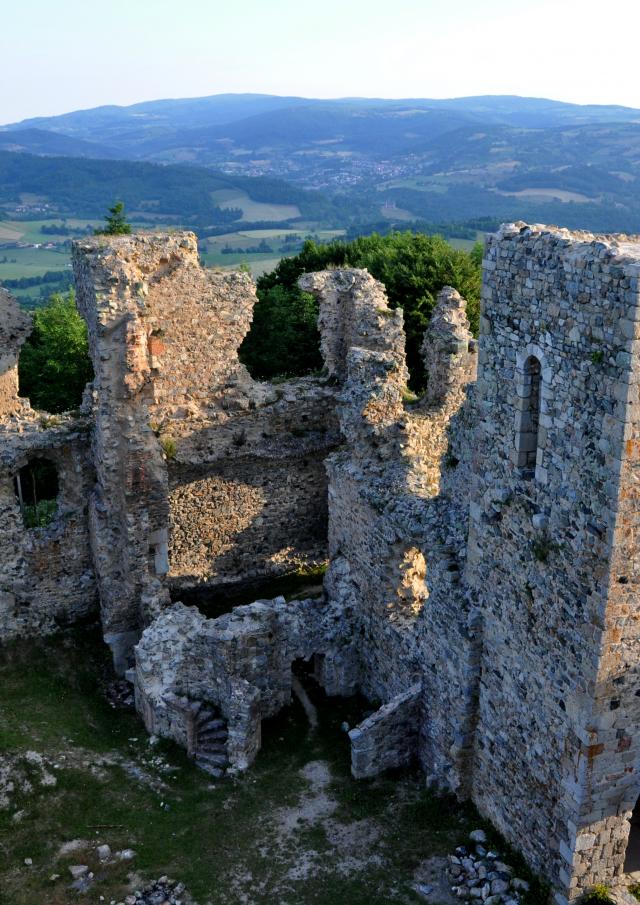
[161,691,230,778]
[192,706,229,778]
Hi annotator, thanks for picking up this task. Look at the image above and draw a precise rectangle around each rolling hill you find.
[0,128,119,159]
[2,93,640,239]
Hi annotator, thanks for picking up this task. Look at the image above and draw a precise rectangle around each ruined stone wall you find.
[558,244,640,899]
[349,683,421,778]
[305,272,480,795]
[73,236,175,670]
[301,238,640,901]
[300,270,400,382]
[135,596,359,770]
[303,269,415,696]
[466,223,640,903]
[0,287,97,640]
[169,455,328,589]
[11,220,640,902]
[0,413,97,639]
[0,288,31,417]
[166,379,339,592]
[72,233,339,667]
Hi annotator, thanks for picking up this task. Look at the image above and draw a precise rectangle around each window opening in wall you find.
[239,285,322,381]
[14,458,59,529]
[516,355,542,479]
[624,798,640,874]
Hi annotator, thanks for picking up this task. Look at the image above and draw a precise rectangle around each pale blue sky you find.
[2,0,640,123]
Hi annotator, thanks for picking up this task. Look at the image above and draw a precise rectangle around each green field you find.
[378,178,449,196]
[448,231,486,252]
[200,227,346,277]
[0,214,485,304]
[0,222,349,302]
[0,218,98,243]
[0,219,95,298]
[0,246,71,280]
[211,189,301,221]
[379,204,415,221]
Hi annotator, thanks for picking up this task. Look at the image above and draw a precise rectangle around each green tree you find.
[18,290,94,413]
[241,231,482,390]
[94,200,132,236]
[240,285,323,380]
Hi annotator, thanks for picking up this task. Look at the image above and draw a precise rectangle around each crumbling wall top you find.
[73,231,261,424]
[299,269,405,381]
[491,221,640,267]
[421,286,476,408]
[0,287,31,418]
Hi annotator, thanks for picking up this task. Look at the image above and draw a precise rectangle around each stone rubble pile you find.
[447,830,530,903]
[117,876,193,905]
[105,678,135,708]
[68,866,193,904]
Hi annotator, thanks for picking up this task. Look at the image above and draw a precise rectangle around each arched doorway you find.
[624,798,640,877]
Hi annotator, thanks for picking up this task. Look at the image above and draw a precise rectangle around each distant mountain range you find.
[5,92,640,150]
[3,93,640,234]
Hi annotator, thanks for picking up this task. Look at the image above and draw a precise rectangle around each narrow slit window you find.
[516,356,542,477]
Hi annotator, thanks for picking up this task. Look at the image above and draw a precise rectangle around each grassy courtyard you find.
[0,627,544,905]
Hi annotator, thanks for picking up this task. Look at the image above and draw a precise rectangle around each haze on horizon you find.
[3,0,640,125]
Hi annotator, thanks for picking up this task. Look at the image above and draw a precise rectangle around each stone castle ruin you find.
[2,223,640,903]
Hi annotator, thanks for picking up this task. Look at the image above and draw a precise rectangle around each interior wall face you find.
[0,428,97,639]
[168,454,330,590]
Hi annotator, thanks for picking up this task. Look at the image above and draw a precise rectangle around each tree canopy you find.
[18,290,94,413]
[240,232,482,389]
[239,284,323,381]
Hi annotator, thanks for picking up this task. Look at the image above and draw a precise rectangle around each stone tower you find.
[466,223,640,902]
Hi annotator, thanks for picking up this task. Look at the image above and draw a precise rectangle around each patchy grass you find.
[0,628,545,904]
[159,435,178,461]
[581,885,615,903]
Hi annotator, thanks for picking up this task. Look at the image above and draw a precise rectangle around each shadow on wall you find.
[167,454,329,593]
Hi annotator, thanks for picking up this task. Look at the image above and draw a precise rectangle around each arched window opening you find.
[624,797,640,874]
[516,356,542,478]
[14,458,59,529]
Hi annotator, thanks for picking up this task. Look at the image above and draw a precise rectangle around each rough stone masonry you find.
[2,224,640,903]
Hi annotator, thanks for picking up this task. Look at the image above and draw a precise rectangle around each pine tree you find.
[95,201,131,236]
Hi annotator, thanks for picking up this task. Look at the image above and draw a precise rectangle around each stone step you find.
[199,728,228,742]
[196,751,228,768]
[197,716,225,731]
[195,760,225,779]
[195,709,216,725]
[198,742,227,756]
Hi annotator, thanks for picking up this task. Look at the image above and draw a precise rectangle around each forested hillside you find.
[0,152,346,225]
[3,92,640,310]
